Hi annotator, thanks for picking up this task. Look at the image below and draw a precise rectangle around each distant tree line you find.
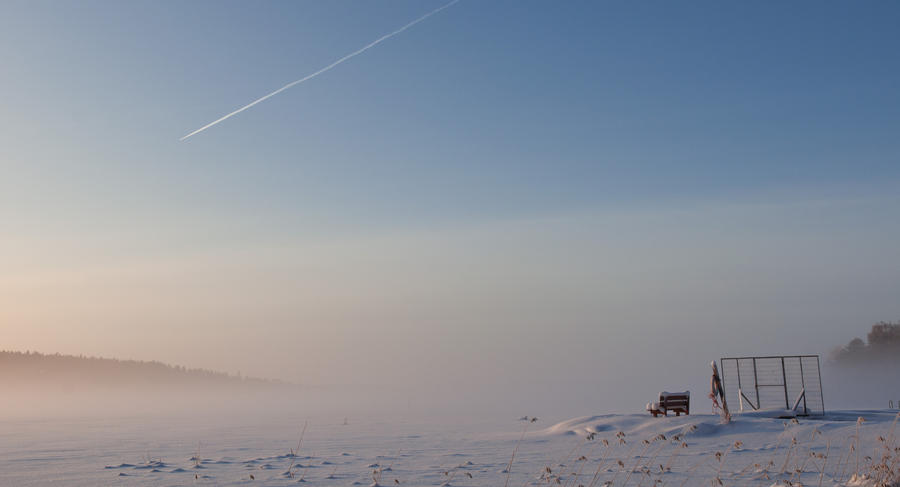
[0,350,287,389]
[830,321,900,364]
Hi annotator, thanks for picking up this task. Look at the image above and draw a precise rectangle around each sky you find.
[1,0,899,415]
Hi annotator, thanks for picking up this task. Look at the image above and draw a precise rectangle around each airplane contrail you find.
[180,0,459,141]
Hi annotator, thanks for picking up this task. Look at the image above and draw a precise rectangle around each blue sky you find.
[4,0,899,230]
[2,1,899,412]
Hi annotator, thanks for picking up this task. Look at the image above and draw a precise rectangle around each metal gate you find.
[720,355,824,416]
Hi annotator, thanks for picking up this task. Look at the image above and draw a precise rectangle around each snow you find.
[659,391,690,398]
[0,409,897,486]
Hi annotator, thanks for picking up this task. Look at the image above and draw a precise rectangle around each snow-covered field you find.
[1,409,897,486]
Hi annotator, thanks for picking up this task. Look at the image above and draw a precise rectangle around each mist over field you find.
[6,200,900,418]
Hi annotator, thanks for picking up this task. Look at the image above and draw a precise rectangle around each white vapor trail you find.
[180,0,459,141]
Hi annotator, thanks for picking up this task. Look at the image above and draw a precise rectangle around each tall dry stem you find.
[504,416,536,487]
[855,417,865,475]
[818,439,830,487]
[587,437,616,487]
[621,438,654,487]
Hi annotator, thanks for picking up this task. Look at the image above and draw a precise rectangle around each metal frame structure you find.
[720,355,825,416]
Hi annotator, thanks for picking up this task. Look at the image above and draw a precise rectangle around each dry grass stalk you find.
[817,439,830,487]
[621,437,655,487]
[285,421,308,478]
[504,416,537,487]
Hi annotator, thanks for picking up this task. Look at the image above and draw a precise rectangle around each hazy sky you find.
[2,1,899,414]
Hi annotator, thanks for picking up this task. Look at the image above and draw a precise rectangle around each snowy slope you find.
[0,410,897,486]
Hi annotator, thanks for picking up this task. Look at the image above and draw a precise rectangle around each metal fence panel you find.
[720,355,824,415]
